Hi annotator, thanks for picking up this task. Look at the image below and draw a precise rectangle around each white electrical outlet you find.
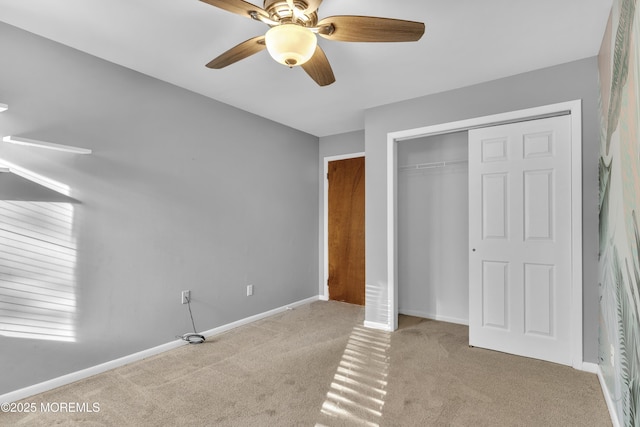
[247,285,254,296]
[181,290,190,304]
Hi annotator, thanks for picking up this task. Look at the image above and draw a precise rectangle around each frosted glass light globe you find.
[265,24,317,67]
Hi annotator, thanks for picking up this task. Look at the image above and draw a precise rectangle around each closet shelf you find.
[399,159,467,172]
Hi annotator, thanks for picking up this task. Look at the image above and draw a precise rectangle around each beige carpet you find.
[0,301,610,426]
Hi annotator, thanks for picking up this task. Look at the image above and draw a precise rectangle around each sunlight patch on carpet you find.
[316,325,390,426]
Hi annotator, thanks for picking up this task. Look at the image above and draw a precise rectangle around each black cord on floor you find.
[178,294,205,344]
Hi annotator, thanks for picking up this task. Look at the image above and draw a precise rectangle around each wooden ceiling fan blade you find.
[206,36,266,69]
[199,0,268,20]
[317,16,425,42]
[301,46,335,86]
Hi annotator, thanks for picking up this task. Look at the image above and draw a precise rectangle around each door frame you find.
[322,152,366,301]
[386,100,583,369]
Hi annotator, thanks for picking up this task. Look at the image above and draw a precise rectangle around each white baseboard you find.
[597,365,621,427]
[0,295,320,404]
[363,321,392,332]
[0,339,186,405]
[398,309,469,326]
[197,296,318,338]
[363,310,468,332]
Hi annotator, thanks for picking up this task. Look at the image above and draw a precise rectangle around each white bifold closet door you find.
[468,115,572,366]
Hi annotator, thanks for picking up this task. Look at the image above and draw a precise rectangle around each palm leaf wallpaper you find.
[599,0,640,425]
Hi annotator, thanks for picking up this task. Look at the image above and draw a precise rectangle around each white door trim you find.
[386,100,583,369]
[322,152,365,301]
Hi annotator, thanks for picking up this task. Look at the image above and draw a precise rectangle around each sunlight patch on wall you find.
[0,201,77,342]
[316,325,391,427]
[365,282,391,327]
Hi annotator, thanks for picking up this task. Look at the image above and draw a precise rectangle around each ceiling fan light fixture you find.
[265,24,317,67]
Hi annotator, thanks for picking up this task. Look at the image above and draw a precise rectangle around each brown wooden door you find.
[328,157,365,305]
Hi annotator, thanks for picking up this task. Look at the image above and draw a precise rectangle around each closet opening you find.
[397,131,469,325]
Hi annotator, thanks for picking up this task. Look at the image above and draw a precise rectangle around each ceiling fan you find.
[200,0,425,86]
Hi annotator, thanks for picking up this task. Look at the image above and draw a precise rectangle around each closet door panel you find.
[524,263,554,336]
[481,173,509,240]
[524,169,554,241]
[481,260,509,329]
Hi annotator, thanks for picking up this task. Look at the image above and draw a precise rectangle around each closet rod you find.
[399,159,468,172]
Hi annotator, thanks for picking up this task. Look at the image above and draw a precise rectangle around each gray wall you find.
[364,57,601,362]
[318,131,365,295]
[0,22,318,394]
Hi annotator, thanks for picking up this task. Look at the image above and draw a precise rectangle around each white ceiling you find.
[0,0,612,137]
